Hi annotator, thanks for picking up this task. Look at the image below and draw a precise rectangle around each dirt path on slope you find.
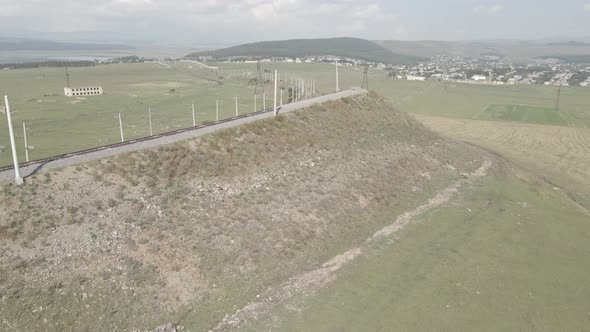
[209,159,493,332]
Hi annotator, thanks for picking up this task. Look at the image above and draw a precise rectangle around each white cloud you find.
[474,3,504,14]
[0,0,402,41]
[0,1,22,16]
[249,0,303,22]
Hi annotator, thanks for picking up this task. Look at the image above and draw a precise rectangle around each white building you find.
[64,86,103,97]
[471,75,487,81]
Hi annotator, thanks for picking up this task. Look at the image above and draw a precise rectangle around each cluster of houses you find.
[388,55,590,86]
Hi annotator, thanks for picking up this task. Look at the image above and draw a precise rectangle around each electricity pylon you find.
[555,84,562,112]
[255,61,265,97]
[361,64,369,90]
[65,66,71,88]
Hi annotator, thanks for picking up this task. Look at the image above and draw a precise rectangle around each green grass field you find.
[476,104,567,126]
[244,167,590,331]
[0,62,275,166]
[202,62,590,128]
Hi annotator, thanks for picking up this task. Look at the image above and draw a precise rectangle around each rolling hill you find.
[0,37,134,51]
[185,37,425,65]
[376,39,590,61]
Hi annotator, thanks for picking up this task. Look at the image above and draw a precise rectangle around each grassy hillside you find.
[375,40,495,58]
[244,164,590,331]
[186,37,424,65]
[0,38,133,51]
[0,93,486,331]
[376,39,590,61]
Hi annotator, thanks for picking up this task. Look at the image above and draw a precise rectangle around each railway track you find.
[0,87,367,181]
[0,107,275,173]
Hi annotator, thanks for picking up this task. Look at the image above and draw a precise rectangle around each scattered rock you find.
[154,323,176,332]
[419,172,431,180]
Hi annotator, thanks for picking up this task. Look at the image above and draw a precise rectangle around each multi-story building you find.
[64,86,103,97]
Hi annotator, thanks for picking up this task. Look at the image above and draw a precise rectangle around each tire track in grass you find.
[209,159,493,332]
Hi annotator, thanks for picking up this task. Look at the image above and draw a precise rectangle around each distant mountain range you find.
[185,37,426,65]
[0,38,134,51]
[2,34,589,65]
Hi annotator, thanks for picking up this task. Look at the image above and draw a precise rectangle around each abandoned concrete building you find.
[64,86,103,97]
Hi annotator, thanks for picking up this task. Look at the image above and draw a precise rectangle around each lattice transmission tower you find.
[555,84,562,112]
[361,64,369,90]
[255,61,265,96]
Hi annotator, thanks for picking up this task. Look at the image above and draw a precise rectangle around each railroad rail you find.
[0,106,277,173]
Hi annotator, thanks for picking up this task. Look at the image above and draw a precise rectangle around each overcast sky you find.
[1,0,589,43]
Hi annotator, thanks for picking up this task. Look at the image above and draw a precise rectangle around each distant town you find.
[196,54,590,87]
[387,55,590,87]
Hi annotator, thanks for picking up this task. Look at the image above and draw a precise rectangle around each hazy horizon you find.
[1,0,589,44]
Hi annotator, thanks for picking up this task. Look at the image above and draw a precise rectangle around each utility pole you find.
[254,94,257,112]
[23,122,29,162]
[274,70,278,116]
[555,85,562,112]
[118,113,124,142]
[301,79,305,99]
[302,79,305,99]
[192,103,196,127]
[65,66,71,88]
[300,79,304,99]
[336,60,340,92]
[4,96,23,185]
[263,92,266,110]
[255,61,265,99]
[148,107,153,136]
[216,100,219,121]
[235,97,239,117]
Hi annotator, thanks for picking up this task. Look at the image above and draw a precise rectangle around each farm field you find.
[414,114,590,208]
[476,104,566,126]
